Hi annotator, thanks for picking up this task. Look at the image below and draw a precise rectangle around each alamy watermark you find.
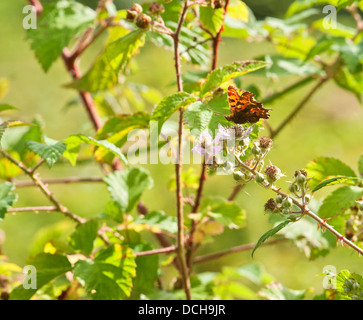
[23,5,37,30]
[22,265,37,289]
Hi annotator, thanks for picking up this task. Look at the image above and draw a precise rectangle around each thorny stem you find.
[13,176,104,187]
[0,149,85,224]
[234,155,363,256]
[172,0,192,301]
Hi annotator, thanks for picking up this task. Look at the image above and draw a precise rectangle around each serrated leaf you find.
[133,210,178,234]
[312,176,362,192]
[252,220,290,257]
[200,60,269,96]
[150,92,194,138]
[318,186,363,219]
[26,137,66,168]
[68,220,99,255]
[68,30,146,92]
[335,270,363,300]
[64,134,128,167]
[334,66,363,103]
[305,157,357,190]
[104,167,153,213]
[26,0,96,72]
[200,196,246,229]
[132,243,159,297]
[10,253,72,300]
[0,121,35,147]
[0,182,17,220]
[94,112,150,163]
[199,6,224,35]
[73,244,136,300]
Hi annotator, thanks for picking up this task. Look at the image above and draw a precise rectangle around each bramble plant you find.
[0,0,363,300]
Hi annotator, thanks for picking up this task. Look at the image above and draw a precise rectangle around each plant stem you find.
[172,0,192,300]
[13,176,104,187]
[7,206,58,213]
[211,0,230,70]
[135,246,176,258]
[0,149,85,224]
[193,238,287,264]
[235,155,363,256]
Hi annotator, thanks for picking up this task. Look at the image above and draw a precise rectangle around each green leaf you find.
[286,0,338,17]
[259,281,307,300]
[199,6,224,35]
[200,196,246,229]
[305,157,357,190]
[10,253,72,300]
[252,220,290,257]
[68,30,146,92]
[334,66,363,103]
[312,176,362,192]
[337,0,356,10]
[318,186,363,219]
[27,0,96,72]
[255,54,322,78]
[0,182,17,220]
[0,121,35,147]
[94,112,150,163]
[279,217,331,259]
[102,200,124,223]
[201,60,269,96]
[0,104,17,112]
[133,210,178,234]
[26,137,66,168]
[104,167,153,213]
[132,243,159,297]
[64,134,128,167]
[358,154,363,177]
[150,92,194,138]
[335,270,363,300]
[73,244,136,300]
[68,220,99,255]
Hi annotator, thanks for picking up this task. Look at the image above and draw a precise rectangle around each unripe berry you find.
[130,3,143,13]
[251,144,261,155]
[255,172,265,183]
[282,197,293,208]
[288,183,299,193]
[233,171,244,181]
[275,194,283,204]
[136,13,152,30]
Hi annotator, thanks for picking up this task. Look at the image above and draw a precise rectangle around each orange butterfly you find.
[225,86,270,124]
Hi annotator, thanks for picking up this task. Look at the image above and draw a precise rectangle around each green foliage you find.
[305,157,357,190]
[27,0,96,72]
[252,220,290,257]
[318,186,363,218]
[73,244,136,300]
[26,137,66,168]
[258,281,307,300]
[68,220,99,255]
[0,182,17,220]
[200,60,269,96]
[10,253,72,300]
[104,167,153,214]
[68,30,146,92]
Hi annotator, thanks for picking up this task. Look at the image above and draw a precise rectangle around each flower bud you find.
[130,3,143,14]
[282,197,293,208]
[233,171,244,181]
[304,194,311,203]
[126,10,138,21]
[264,198,278,213]
[275,194,283,204]
[251,144,261,155]
[295,171,307,186]
[258,136,273,151]
[281,207,292,215]
[149,2,164,15]
[288,183,299,193]
[255,172,265,184]
[136,13,152,30]
[264,164,283,183]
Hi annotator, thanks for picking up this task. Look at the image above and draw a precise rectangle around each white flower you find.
[191,131,222,156]
[216,124,254,141]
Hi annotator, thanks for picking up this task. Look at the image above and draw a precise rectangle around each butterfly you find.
[225,86,270,124]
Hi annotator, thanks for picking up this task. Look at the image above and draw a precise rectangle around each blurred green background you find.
[0,0,363,299]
